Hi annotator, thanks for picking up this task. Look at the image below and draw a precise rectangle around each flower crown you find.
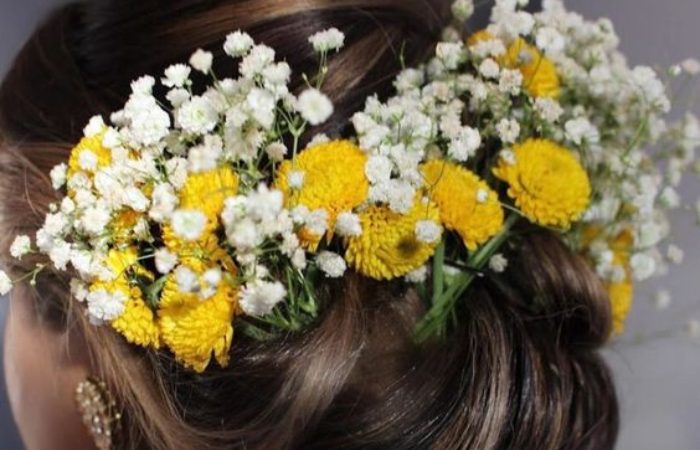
[2,0,698,372]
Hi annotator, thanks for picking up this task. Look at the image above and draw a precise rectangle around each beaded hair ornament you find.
[2,0,699,372]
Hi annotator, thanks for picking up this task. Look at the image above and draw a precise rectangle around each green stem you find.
[414,214,519,342]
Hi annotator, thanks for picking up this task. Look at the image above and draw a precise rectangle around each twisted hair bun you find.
[0,1,618,449]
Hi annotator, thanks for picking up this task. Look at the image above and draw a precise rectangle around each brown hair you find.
[0,1,619,449]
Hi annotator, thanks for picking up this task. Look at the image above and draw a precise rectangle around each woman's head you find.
[0,1,618,449]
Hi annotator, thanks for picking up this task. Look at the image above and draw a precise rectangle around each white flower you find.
[415,220,442,243]
[476,188,489,203]
[176,96,219,135]
[165,158,188,189]
[308,27,345,53]
[10,235,31,259]
[653,289,672,310]
[189,49,213,73]
[451,0,474,21]
[291,248,307,270]
[498,69,523,95]
[78,150,98,171]
[239,279,287,316]
[83,115,105,137]
[167,88,190,108]
[287,170,305,190]
[171,209,208,241]
[50,163,68,190]
[533,97,563,122]
[536,27,565,54]
[246,87,277,129]
[365,155,393,183]
[174,266,199,293]
[305,209,328,236]
[49,240,72,271]
[188,136,223,173]
[224,30,254,57]
[436,42,466,70]
[335,212,362,237]
[227,218,263,251]
[0,270,12,295]
[496,118,520,144]
[297,88,333,126]
[121,94,171,146]
[386,180,415,214]
[130,76,155,96]
[87,289,127,322]
[565,117,600,146]
[240,45,276,79]
[448,127,481,162]
[155,248,178,274]
[659,186,680,209]
[479,58,500,79]
[666,244,684,265]
[200,267,222,299]
[489,253,508,273]
[124,186,150,212]
[681,58,700,75]
[70,279,89,302]
[149,183,179,222]
[630,252,657,281]
[265,141,288,162]
[162,64,191,88]
[316,251,347,278]
[80,206,111,236]
[405,265,429,283]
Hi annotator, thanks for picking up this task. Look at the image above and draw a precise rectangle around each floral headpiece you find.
[2,0,699,372]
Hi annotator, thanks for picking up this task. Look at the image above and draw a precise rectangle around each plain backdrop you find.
[0,1,699,449]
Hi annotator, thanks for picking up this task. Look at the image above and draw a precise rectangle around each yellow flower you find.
[345,198,440,280]
[158,274,238,373]
[276,140,368,248]
[112,294,160,348]
[493,139,590,228]
[503,38,560,98]
[109,209,143,244]
[90,247,160,348]
[467,31,560,98]
[179,165,239,225]
[422,160,504,250]
[67,131,111,176]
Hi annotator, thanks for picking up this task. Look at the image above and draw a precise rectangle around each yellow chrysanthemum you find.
[467,31,560,98]
[158,275,238,373]
[276,140,369,248]
[493,139,590,228]
[345,198,440,280]
[90,247,160,348]
[68,131,111,176]
[503,38,560,98]
[112,294,160,347]
[422,160,504,250]
[179,165,239,225]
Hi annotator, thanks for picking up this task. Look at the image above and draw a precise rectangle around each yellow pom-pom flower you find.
[493,139,590,228]
[503,38,560,98]
[606,228,635,335]
[90,247,160,348]
[422,160,504,250]
[179,165,239,226]
[112,294,161,348]
[276,140,368,248]
[345,198,440,280]
[158,274,238,373]
[68,132,111,177]
[163,229,234,275]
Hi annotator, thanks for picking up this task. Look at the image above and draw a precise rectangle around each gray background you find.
[0,0,698,449]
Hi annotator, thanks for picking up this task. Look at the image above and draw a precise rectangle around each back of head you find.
[0,1,618,449]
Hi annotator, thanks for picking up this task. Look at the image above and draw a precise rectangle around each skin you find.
[4,286,94,450]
